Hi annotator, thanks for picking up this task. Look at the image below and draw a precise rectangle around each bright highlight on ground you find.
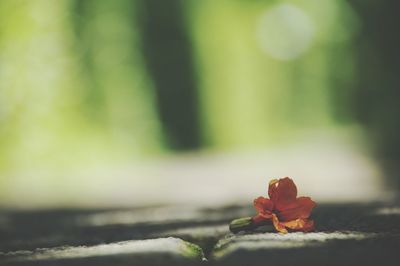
[2,238,204,262]
[213,231,378,258]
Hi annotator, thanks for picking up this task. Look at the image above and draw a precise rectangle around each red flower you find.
[252,177,316,233]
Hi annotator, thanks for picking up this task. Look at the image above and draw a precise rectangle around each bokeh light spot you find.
[257,3,315,61]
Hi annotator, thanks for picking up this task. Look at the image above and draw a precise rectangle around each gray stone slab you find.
[210,231,400,266]
[0,237,205,266]
[1,203,400,265]
[210,203,400,265]
[0,205,248,252]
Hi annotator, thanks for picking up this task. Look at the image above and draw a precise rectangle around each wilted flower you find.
[252,177,316,233]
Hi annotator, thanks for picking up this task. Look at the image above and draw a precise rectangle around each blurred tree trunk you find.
[350,0,400,189]
[70,0,164,155]
[136,0,201,150]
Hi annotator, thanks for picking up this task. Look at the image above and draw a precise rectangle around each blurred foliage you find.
[0,0,163,171]
[0,0,399,199]
[187,0,358,148]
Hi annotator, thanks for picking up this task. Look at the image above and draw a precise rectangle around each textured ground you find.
[1,202,400,265]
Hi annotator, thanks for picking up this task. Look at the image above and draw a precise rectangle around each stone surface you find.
[1,238,204,266]
[1,203,400,265]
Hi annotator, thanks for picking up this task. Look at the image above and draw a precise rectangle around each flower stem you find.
[229,217,255,233]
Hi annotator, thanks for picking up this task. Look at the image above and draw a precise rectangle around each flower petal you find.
[272,213,288,234]
[268,177,297,209]
[282,218,305,229]
[252,213,271,224]
[253,196,274,213]
[276,196,316,221]
[302,219,315,232]
[283,218,315,232]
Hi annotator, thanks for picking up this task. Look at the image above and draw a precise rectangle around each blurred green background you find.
[0,0,398,207]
